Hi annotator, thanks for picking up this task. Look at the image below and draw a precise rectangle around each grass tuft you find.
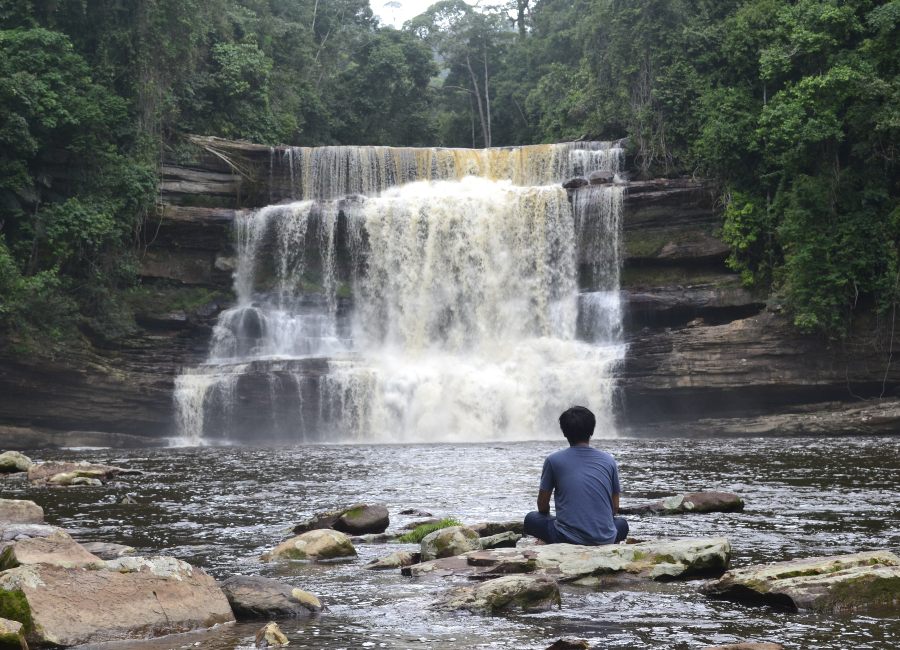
[396,518,462,544]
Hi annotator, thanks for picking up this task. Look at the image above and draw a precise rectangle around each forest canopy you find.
[0,0,897,341]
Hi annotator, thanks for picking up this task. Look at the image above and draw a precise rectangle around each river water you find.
[5,435,899,649]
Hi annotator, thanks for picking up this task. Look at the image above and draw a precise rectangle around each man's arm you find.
[537,489,552,514]
[612,493,619,515]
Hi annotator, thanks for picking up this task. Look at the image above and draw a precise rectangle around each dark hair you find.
[559,406,595,444]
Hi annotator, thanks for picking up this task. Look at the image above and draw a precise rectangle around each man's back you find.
[540,446,620,545]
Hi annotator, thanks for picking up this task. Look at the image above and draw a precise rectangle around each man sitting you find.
[524,406,629,545]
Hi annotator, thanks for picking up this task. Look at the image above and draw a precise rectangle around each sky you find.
[371,0,508,28]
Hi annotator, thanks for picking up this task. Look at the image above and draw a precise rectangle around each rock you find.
[546,639,590,650]
[563,177,589,190]
[263,529,357,562]
[219,576,322,620]
[120,495,138,505]
[420,526,481,562]
[80,542,135,560]
[293,504,389,535]
[0,525,69,555]
[0,557,234,646]
[404,537,731,583]
[468,521,524,536]
[0,501,43,525]
[350,533,395,544]
[435,574,560,613]
[589,170,614,184]
[702,644,783,650]
[0,453,33,474]
[27,462,125,486]
[398,508,432,516]
[479,532,521,550]
[0,617,26,649]
[620,492,744,515]
[702,550,900,614]
[402,518,441,530]
[255,621,289,647]
[365,551,420,570]
[0,532,104,571]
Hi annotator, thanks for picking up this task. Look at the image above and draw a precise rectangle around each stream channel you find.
[4,435,899,649]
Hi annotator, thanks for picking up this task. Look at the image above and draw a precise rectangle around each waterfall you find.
[174,141,626,444]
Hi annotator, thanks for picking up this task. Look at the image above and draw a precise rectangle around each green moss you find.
[125,285,231,314]
[336,283,353,299]
[0,590,33,633]
[397,518,462,544]
[342,506,365,519]
[825,575,900,613]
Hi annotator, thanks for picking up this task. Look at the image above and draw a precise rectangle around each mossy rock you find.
[265,529,357,562]
[420,526,480,561]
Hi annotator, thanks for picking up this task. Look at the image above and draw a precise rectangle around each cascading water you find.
[174,141,626,444]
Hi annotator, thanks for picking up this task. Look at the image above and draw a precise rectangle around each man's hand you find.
[537,489,552,514]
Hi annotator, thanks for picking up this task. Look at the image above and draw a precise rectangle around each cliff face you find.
[1,138,897,445]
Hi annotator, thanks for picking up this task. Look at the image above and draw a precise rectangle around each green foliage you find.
[396,518,462,543]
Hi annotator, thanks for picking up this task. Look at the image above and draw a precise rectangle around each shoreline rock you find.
[293,504,389,536]
[0,500,43,525]
[434,574,561,613]
[420,526,481,561]
[263,529,357,562]
[220,575,323,619]
[620,492,744,515]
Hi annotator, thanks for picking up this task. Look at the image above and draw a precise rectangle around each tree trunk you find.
[465,54,490,147]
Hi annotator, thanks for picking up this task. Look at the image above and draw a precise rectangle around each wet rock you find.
[702,550,900,614]
[27,461,126,486]
[434,574,560,613]
[0,453,33,474]
[293,504,389,535]
[0,557,234,646]
[120,495,138,505]
[479,532,521,550]
[255,621,289,647]
[220,575,322,619]
[264,529,357,562]
[398,508,432,517]
[0,500,43,525]
[80,542,135,560]
[702,644,783,650]
[350,533,395,544]
[620,492,744,515]
[563,177,589,190]
[405,537,731,583]
[589,170,615,184]
[0,532,103,570]
[402,518,441,530]
[546,639,590,650]
[420,526,481,561]
[0,617,26,649]
[469,521,524,536]
[0,524,69,552]
[365,551,420,570]
[49,474,103,487]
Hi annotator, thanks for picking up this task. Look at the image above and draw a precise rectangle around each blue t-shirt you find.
[539,446,621,545]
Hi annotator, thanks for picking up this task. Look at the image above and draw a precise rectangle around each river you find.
[5,435,899,649]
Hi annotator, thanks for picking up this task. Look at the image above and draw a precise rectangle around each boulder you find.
[365,551,420,570]
[255,621,289,647]
[620,492,744,515]
[293,504,389,535]
[562,177,589,190]
[48,474,103,487]
[0,557,234,646]
[0,532,104,570]
[589,169,615,184]
[420,526,481,561]
[546,639,590,650]
[702,550,900,614]
[219,575,322,619]
[80,542,135,560]
[405,537,731,584]
[263,529,356,562]
[479,532,521,550]
[434,574,560,613]
[27,462,126,486]
[0,453,33,474]
[0,501,43,525]
[398,508,432,517]
[0,617,26,650]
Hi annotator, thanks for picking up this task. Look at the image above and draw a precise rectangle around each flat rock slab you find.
[27,461,129,485]
[0,557,234,646]
[0,500,43,525]
[220,575,322,619]
[620,492,744,515]
[404,537,731,584]
[0,532,104,570]
[702,550,900,614]
[79,541,136,560]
